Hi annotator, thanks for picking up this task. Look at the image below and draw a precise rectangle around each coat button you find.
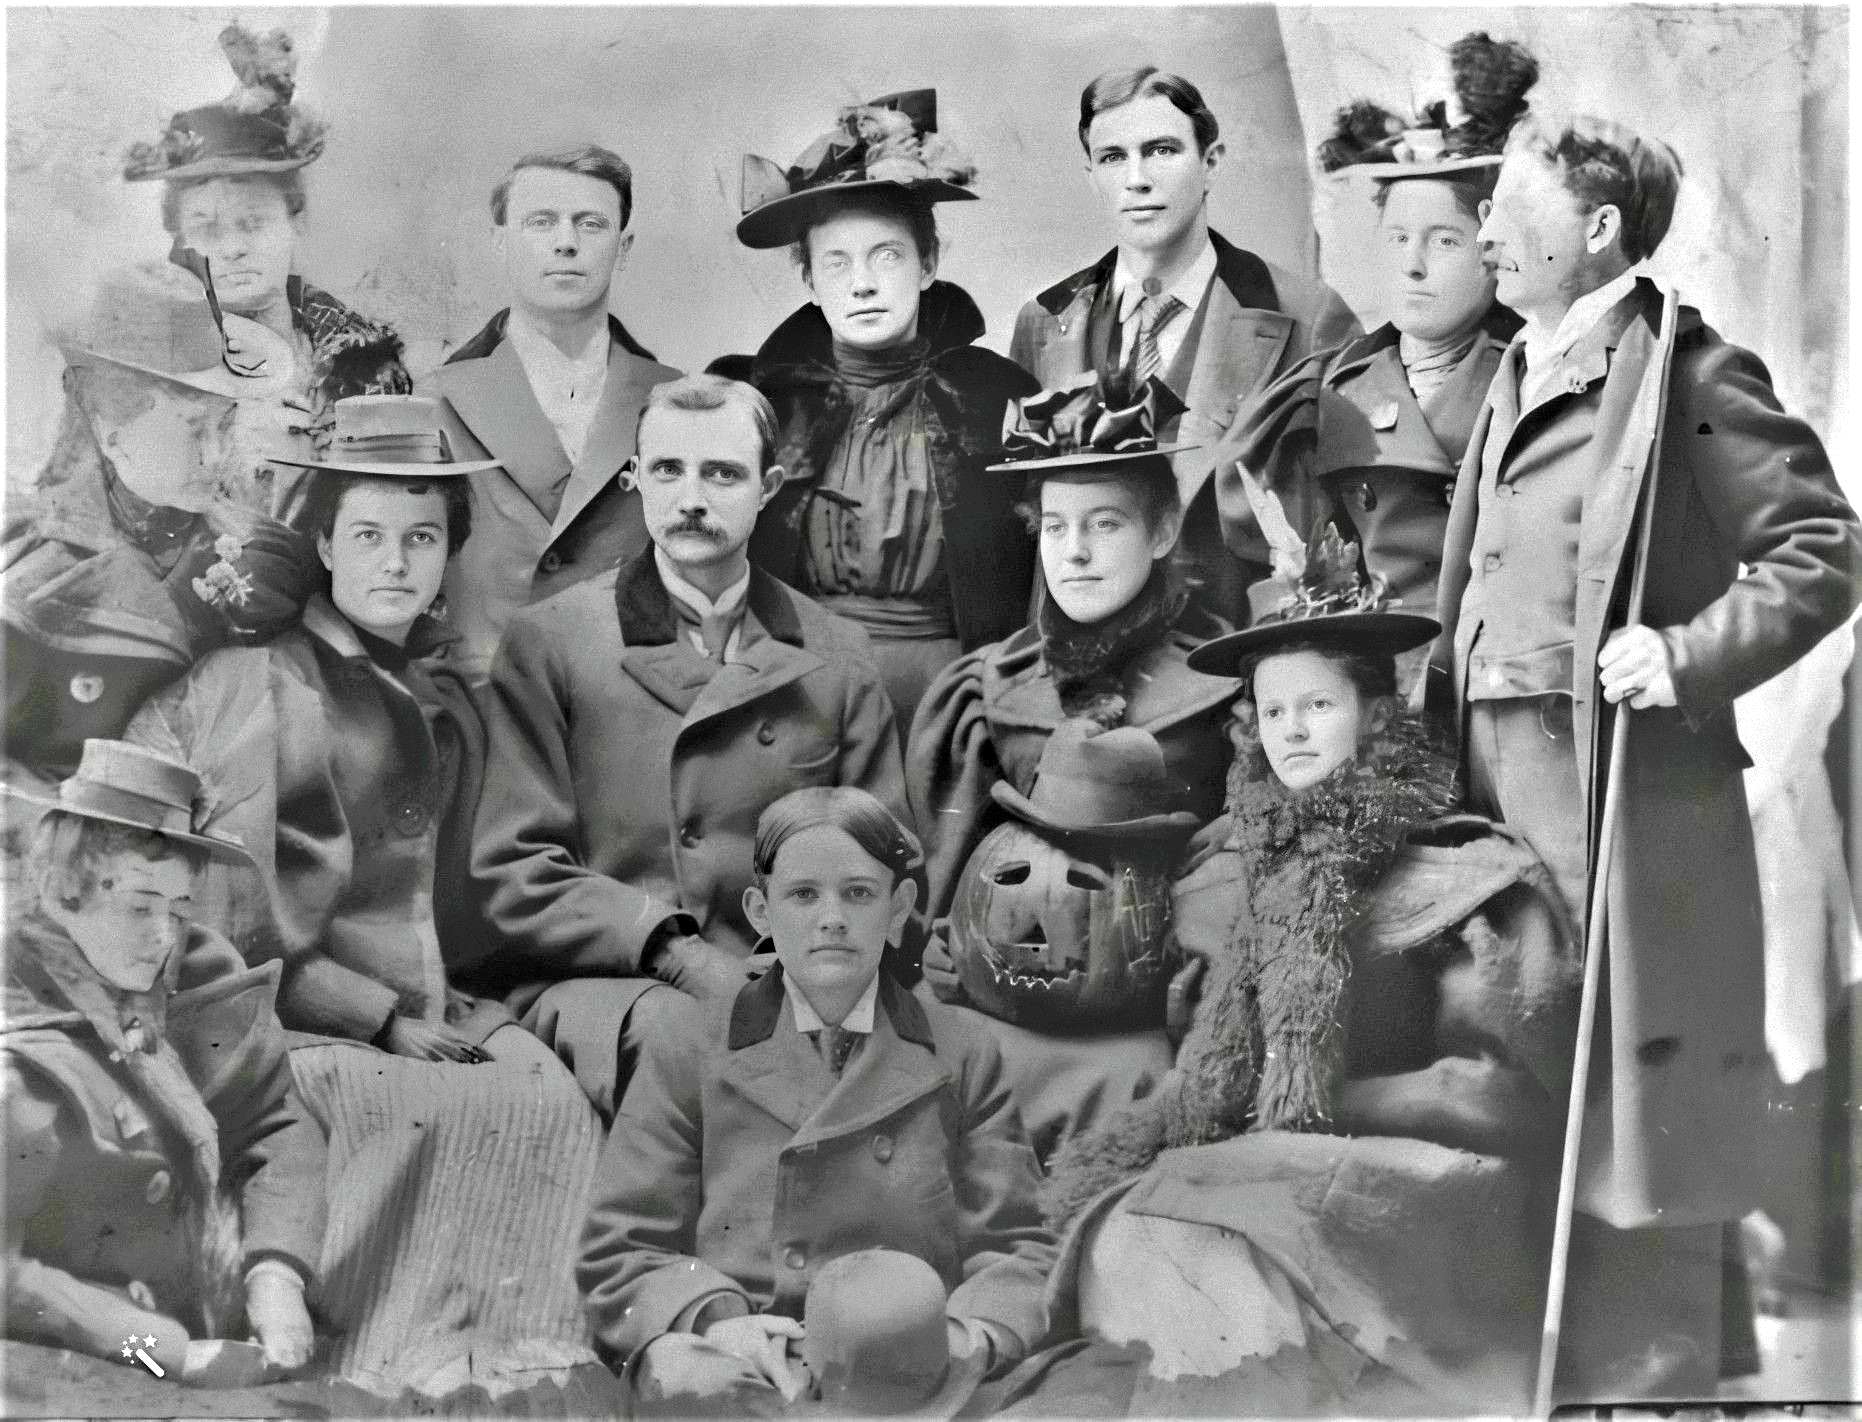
[679,823,700,849]
[871,1134,893,1163]
[539,551,563,575]
[145,1170,172,1204]
[1483,553,1502,573]
[1357,482,1377,513]
[757,723,777,746]
[785,1246,807,1271]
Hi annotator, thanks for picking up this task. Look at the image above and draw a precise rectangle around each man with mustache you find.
[1011,66,1360,621]
[1428,112,1858,1399]
[465,375,908,1117]
[427,145,681,682]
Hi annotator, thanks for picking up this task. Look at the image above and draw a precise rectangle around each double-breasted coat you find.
[4,925,326,1332]
[467,550,906,1021]
[127,596,503,1045]
[1010,232,1361,621]
[1429,278,1861,1226]
[1215,314,1518,632]
[577,965,1055,1364]
[428,311,682,681]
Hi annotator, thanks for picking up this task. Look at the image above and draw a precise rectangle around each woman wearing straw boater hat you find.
[1214,33,1535,693]
[1016,480,1581,1414]
[726,89,1039,729]
[5,23,412,781]
[906,375,1241,1163]
[123,397,608,1392]
[2,740,327,1392]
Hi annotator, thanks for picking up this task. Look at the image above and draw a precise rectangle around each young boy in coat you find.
[577,787,1055,1411]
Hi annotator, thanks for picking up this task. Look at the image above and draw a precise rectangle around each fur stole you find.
[1042,711,1456,1229]
[1037,564,1186,726]
[4,913,247,1335]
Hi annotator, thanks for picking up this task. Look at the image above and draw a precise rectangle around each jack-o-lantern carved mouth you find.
[981,939,1163,991]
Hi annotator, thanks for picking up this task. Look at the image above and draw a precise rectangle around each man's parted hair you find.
[1078,67,1220,155]
[1506,112,1682,265]
[490,144,634,229]
[635,374,780,471]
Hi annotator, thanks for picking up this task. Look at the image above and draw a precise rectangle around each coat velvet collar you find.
[727,961,935,1052]
[612,547,805,648]
[1032,230,1281,319]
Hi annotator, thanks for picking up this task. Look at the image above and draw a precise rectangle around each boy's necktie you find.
[1131,283,1184,386]
[813,1025,859,1077]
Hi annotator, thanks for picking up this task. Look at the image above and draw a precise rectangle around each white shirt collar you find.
[1113,239,1218,324]
[505,307,610,370]
[1521,269,1640,375]
[786,970,880,1034]
[503,309,611,462]
[654,549,751,620]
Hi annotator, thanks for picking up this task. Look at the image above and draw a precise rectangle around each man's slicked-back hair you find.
[1505,112,1683,264]
[635,374,780,471]
[1078,67,1220,155]
[491,144,634,229]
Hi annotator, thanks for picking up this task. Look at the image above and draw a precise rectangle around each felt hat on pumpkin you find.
[1,738,253,866]
[1317,31,1539,183]
[267,395,499,477]
[122,23,327,183]
[991,718,1200,843]
[737,88,978,249]
[987,373,1194,486]
[792,1249,988,1418]
[1188,461,1438,675]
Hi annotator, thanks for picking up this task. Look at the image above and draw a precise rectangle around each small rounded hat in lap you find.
[266,395,499,478]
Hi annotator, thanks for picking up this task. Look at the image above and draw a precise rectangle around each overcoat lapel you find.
[442,339,570,524]
[549,348,669,543]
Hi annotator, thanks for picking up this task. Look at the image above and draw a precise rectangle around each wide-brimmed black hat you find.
[2,739,253,866]
[123,24,326,183]
[1317,31,1538,183]
[991,719,1199,842]
[737,89,978,249]
[1188,523,1438,676]
[268,396,498,477]
[987,374,1194,485]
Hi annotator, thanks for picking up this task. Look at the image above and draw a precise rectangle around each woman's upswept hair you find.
[1015,462,1183,541]
[303,469,474,556]
[160,170,307,234]
[752,787,923,890]
[32,812,206,912]
[791,185,942,280]
[1505,111,1683,264]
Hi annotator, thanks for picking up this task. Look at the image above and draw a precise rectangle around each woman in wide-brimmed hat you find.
[124,397,605,1395]
[905,376,1242,1163]
[1022,491,1581,1415]
[724,89,1038,730]
[1214,32,1537,693]
[5,23,411,781]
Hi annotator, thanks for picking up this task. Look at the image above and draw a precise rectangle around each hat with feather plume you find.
[1316,31,1538,183]
[738,89,977,248]
[123,23,327,182]
[1187,460,1438,675]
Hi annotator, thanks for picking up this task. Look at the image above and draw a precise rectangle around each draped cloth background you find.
[5,0,1852,1206]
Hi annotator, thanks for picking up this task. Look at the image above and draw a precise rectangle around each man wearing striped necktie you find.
[1011,66,1361,624]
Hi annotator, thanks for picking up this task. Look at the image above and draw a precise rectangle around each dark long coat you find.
[744,281,1040,650]
[577,965,1055,1364]
[467,551,906,1019]
[1010,232,1361,621]
[429,310,682,681]
[1429,278,1861,1226]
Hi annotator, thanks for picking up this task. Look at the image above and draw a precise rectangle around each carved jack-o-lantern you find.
[948,821,1177,1032]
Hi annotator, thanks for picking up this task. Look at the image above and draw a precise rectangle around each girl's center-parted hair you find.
[1238,638,1400,703]
[303,470,474,557]
[751,787,924,889]
[1014,463,1183,540]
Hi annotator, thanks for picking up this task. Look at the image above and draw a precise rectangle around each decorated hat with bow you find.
[1317,31,1538,183]
[737,88,978,249]
[123,23,327,183]
[1187,460,1438,675]
[987,373,1194,482]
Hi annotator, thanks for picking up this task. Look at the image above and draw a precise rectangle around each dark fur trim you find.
[1042,711,1456,1229]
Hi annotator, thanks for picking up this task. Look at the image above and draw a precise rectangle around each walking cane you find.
[1531,283,1681,1417]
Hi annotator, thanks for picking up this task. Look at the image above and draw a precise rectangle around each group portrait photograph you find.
[1,3,1855,1418]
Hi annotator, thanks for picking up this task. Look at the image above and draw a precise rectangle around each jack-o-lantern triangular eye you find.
[991,861,1031,886]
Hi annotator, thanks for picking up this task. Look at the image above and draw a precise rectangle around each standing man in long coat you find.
[428,145,682,681]
[466,376,906,1118]
[1011,66,1359,622]
[1428,111,1860,1400]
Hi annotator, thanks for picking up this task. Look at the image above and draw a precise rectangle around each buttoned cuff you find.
[243,1257,305,1293]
